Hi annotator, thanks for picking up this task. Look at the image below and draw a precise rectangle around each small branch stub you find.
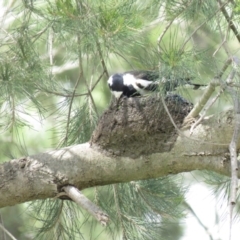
[62,185,109,226]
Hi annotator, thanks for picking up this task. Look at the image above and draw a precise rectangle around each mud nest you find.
[91,94,193,158]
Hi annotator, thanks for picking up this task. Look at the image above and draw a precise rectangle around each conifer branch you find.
[39,70,105,98]
[157,1,189,50]
[181,0,229,52]
[60,68,81,147]
[113,184,126,238]
[219,0,240,43]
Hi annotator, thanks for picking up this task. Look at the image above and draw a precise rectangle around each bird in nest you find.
[107,70,205,99]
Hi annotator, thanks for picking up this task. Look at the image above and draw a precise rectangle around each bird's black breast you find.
[123,84,140,97]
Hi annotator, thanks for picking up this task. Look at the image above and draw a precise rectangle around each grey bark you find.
[0,97,238,208]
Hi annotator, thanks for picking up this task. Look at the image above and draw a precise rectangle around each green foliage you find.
[28,177,185,240]
[58,98,98,146]
[203,171,231,202]
[97,177,185,240]
[234,0,240,14]
[28,200,86,240]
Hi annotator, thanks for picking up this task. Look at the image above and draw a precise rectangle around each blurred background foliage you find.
[0,0,240,239]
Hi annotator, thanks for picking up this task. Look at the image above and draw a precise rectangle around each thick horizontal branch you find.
[0,109,239,208]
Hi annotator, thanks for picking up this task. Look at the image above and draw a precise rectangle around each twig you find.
[85,75,99,118]
[160,95,182,134]
[38,88,85,97]
[113,184,127,239]
[180,0,229,53]
[38,70,105,98]
[216,58,232,79]
[48,27,54,66]
[184,201,214,240]
[0,223,17,240]
[0,214,6,240]
[212,39,227,57]
[157,1,190,51]
[189,63,236,133]
[190,88,224,134]
[80,1,109,79]
[213,1,232,57]
[77,36,99,117]
[185,58,232,121]
[9,94,15,141]
[32,22,53,44]
[96,39,109,78]
[227,82,240,88]
[54,192,67,199]
[88,70,106,91]
[76,2,106,119]
[160,90,230,146]
[219,0,240,43]
[157,20,175,51]
[61,70,81,146]
[184,79,217,121]
[1,28,16,44]
[113,51,135,69]
[57,53,83,147]
[181,19,210,53]
[62,185,109,226]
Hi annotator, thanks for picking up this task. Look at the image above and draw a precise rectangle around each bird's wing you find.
[123,70,160,92]
[124,70,206,92]
[134,79,159,91]
[125,70,160,82]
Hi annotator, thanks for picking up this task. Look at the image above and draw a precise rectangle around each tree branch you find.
[184,79,217,120]
[226,58,240,240]
[0,107,239,209]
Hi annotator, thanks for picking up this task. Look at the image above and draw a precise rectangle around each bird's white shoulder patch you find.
[122,74,150,90]
[135,79,154,88]
[122,73,136,86]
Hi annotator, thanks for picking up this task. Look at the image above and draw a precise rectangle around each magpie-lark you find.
[108,70,204,99]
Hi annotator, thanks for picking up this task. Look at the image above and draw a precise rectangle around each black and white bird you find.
[107,70,205,99]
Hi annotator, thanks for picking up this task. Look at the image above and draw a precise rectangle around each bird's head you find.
[108,74,124,90]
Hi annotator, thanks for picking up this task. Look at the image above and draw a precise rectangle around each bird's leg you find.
[115,96,122,108]
[110,94,125,131]
[115,94,126,109]
[109,94,122,109]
